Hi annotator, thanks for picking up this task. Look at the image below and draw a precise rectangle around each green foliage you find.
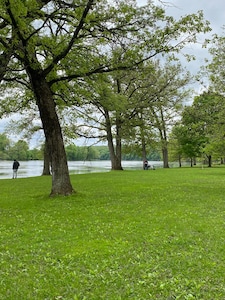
[65,144,160,161]
[171,123,204,160]
[172,91,225,162]
[28,148,43,160]
[94,146,111,160]
[0,134,42,161]
[122,145,161,161]
[9,140,29,160]
[207,33,225,94]
[0,134,10,160]
[1,168,225,298]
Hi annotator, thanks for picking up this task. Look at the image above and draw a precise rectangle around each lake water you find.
[0,160,163,179]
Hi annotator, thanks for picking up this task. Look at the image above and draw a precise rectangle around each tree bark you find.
[208,155,212,167]
[141,135,148,169]
[27,69,73,195]
[162,146,169,168]
[0,50,12,82]
[105,110,123,170]
[42,140,51,176]
[141,129,148,161]
[179,155,182,167]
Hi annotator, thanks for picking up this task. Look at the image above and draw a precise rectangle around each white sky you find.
[165,0,225,35]
[138,0,225,36]
[161,0,225,55]
[138,0,225,69]
[136,0,225,99]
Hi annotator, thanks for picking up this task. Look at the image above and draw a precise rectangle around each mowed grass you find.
[1,167,225,299]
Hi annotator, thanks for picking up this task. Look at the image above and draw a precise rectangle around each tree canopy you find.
[171,91,225,166]
[0,0,211,195]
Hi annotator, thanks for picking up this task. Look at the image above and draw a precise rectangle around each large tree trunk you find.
[108,141,123,170]
[27,70,73,196]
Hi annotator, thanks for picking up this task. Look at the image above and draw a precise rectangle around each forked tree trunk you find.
[27,69,73,196]
[105,111,123,170]
[107,131,123,170]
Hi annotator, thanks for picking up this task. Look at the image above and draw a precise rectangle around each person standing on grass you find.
[143,159,150,170]
[12,159,20,179]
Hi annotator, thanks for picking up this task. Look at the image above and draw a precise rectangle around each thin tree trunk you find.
[141,129,147,161]
[179,155,182,167]
[162,146,169,168]
[156,107,169,169]
[208,155,212,167]
[141,135,148,169]
[42,140,51,176]
[105,110,123,170]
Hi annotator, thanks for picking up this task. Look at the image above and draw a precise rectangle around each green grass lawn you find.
[1,167,225,299]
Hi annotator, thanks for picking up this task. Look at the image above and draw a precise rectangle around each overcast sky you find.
[165,0,225,35]
[138,0,225,70]
[138,0,225,36]
[136,0,225,100]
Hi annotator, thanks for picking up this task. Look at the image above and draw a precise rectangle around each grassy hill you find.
[1,167,225,299]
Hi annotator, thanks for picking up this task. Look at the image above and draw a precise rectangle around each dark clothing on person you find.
[13,160,20,170]
[12,160,20,178]
[143,160,149,170]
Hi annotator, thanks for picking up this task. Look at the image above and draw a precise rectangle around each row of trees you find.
[168,30,225,167]
[0,133,161,161]
[0,0,214,195]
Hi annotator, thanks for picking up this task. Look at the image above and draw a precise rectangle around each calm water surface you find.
[0,160,163,179]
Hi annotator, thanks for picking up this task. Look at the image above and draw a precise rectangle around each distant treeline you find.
[65,145,161,161]
[0,134,161,161]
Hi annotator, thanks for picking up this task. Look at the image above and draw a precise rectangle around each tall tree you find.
[123,60,192,168]
[0,0,210,194]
